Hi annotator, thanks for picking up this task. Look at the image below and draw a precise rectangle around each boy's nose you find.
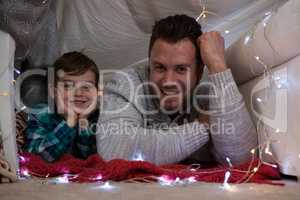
[74,87,85,96]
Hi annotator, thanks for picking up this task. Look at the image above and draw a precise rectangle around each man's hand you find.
[197,31,227,74]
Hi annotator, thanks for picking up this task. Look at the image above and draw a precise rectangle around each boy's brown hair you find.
[53,51,99,86]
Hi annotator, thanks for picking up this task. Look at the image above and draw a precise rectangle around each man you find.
[96,15,257,165]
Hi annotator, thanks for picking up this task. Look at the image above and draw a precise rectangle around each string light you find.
[98,181,116,191]
[256,97,262,103]
[253,167,258,173]
[0,92,9,96]
[265,143,273,156]
[55,175,69,184]
[132,152,144,161]
[196,0,217,22]
[187,176,197,183]
[221,171,237,192]
[244,35,252,45]
[14,69,21,75]
[158,175,174,186]
[20,169,30,177]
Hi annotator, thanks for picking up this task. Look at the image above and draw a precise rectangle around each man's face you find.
[55,69,97,115]
[149,38,201,113]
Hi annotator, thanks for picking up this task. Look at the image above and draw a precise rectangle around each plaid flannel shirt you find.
[25,107,98,162]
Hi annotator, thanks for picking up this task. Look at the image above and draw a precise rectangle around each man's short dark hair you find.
[53,51,99,86]
[149,14,203,66]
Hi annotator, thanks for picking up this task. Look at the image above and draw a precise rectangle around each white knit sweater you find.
[96,66,257,165]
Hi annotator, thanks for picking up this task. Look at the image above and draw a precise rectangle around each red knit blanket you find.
[19,153,283,185]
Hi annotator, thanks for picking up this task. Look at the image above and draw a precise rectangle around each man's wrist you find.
[207,62,227,74]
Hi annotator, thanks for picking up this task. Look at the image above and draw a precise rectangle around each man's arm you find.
[208,69,258,164]
[198,31,258,165]
[96,71,209,165]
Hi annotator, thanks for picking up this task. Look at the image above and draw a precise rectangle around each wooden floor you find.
[1,179,299,200]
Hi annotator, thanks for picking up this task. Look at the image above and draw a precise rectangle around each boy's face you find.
[55,69,98,116]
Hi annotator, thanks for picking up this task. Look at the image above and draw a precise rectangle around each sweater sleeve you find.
[25,114,77,162]
[208,69,258,165]
[96,71,209,165]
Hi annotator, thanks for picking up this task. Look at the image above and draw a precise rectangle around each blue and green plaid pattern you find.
[25,108,97,162]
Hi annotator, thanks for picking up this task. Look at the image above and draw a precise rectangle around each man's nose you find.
[163,70,175,83]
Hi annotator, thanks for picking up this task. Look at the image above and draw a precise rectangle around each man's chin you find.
[160,101,181,114]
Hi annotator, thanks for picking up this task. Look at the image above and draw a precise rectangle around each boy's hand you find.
[56,89,78,127]
[197,31,227,74]
[66,110,78,128]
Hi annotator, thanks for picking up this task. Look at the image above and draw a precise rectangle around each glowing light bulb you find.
[132,152,144,161]
[158,175,173,186]
[275,128,280,133]
[226,157,233,167]
[56,175,69,184]
[224,171,231,184]
[225,30,230,34]
[253,167,258,172]
[265,144,273,156]
[265,12,271,16]
[14,69,21,74]
[256,98,262,103]
[187,176,197,183]
[250,149,256,154]
[102,182,111,188]
[244,35,251,45]
[19,156,26,163]
[221,171,233,191]
[21,169,30,177]
[96,174,103,181]
[255,56,260,60]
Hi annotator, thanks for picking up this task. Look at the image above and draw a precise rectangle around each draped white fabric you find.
[57,0,285,70]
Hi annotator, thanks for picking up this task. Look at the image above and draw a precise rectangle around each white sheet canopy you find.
[56,0,285,70]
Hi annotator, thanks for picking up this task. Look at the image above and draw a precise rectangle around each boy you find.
[25,52,99,162]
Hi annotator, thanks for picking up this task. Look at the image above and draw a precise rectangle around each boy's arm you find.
[25,114,77,162]
[74,119,97,159]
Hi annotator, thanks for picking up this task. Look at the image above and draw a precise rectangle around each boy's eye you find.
[80,84,94,91]
[61,81,75,90]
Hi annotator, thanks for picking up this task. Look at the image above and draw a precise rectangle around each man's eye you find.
[154,65,165,72]
[176,66,188,74]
